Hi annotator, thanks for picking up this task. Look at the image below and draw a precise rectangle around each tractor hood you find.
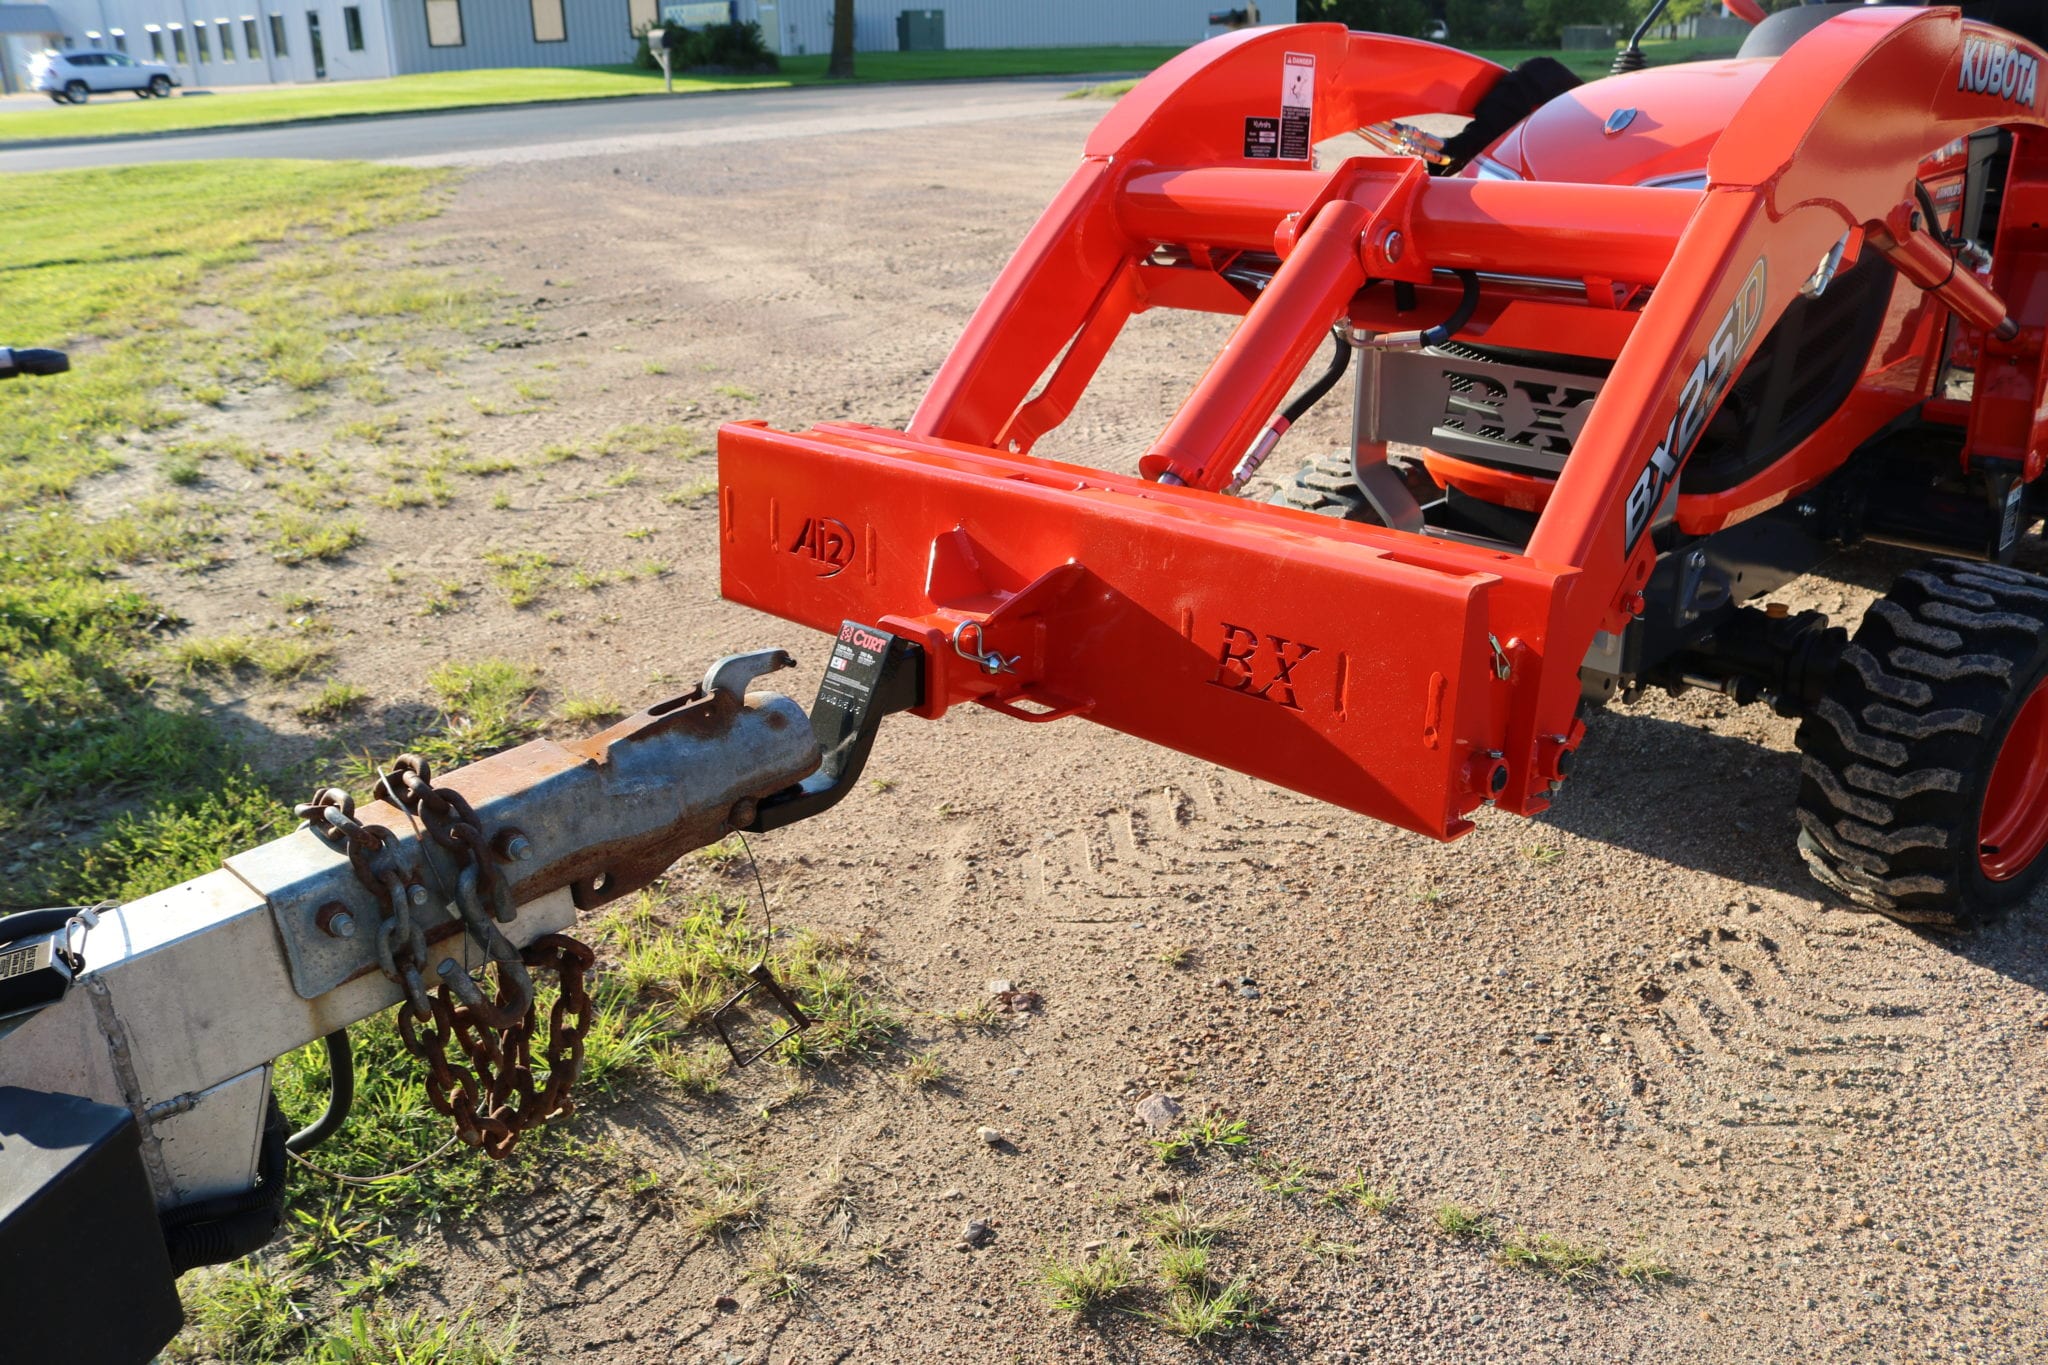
[1484,59,1775,188]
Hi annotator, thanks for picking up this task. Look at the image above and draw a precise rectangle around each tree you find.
[828,0,854,79]
[1297,0,1431,38]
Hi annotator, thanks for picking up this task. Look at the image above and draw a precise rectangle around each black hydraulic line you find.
[1282,330,1352,425]
[1356,270,1480,351]
[1221,330,1352,493]
[285,1029,355,1154]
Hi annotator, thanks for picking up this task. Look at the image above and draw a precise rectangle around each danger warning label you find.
[1279,51,1314,160]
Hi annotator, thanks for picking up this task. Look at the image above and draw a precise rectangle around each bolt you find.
[316,902,356,939]
[505,834,533,862]
[1382,230,1404,263]
[728,797,759,830]
[407,881,429,906]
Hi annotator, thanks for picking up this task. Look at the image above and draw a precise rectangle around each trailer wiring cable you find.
[285,1133,462,1186]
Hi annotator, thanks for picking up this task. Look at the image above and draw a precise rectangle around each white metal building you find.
[6,0,1288,90]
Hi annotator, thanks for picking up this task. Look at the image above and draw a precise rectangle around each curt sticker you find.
[1624,258,1768,550]
[1959,36,2040,108]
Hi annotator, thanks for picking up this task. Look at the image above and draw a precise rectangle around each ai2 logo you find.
[790,516,854,578]
[1959,37,2040,108]
[1624,258,1768,550]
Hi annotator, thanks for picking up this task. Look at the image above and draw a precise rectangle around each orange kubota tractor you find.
[718,2,2048,929]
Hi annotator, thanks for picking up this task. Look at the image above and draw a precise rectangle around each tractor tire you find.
[1271,453,1372,518]
[1794,558,2048,927]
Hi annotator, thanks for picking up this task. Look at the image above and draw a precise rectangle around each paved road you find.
[0,76,1103,173]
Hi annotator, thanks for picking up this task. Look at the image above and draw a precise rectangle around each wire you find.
[736,830,774,941]
[286,1135,461,1186]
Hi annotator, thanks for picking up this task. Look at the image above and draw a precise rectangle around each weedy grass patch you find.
[1038,1245,1138,1318]
[1495,1229,1607,1282]
[0,160,456,903]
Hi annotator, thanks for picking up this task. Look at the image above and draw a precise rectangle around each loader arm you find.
[720,11,2048,839]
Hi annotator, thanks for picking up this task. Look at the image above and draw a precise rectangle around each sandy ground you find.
[126,105,2048,1362]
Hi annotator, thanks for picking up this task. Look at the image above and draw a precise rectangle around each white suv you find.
[29,49,180,104]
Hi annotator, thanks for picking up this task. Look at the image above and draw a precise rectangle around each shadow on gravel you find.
[1916,903,2048,993]
[1534,709,1813,900]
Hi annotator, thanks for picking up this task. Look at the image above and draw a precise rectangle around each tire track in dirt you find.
[990,769,1325,920]
[1615,910,1957,1171]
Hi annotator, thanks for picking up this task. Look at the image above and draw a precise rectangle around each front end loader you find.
[719,3,2048,927]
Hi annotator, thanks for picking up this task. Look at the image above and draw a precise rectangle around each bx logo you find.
[790,516,854,578]
[1208,623,1319,711]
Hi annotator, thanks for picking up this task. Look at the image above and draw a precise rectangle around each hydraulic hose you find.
[1354,270,1481,351]
[285,1029,355,1154]
[1224,331,1353,493]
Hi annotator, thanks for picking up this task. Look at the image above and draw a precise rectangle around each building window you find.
[219,22,236,60]
[306,10,326,76]
[194,22,210,60]
[343,5,363,49]
[531,0,564,43]
[170,25,186,61]
[627,0,656,37]
[244,17,260,54]
[270,12,287,54]
[148,27,164,59]
[425,0,462,47]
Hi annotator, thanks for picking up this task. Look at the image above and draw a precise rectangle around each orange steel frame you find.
[719,10,2048,843]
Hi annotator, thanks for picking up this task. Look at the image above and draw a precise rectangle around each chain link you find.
[300,765,595,1161]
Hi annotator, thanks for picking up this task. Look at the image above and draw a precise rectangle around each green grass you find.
[482,549,554,607]
[1495,1229,1607,1282]
[1147,1276,1270,1344]
[744,1225,826,1301]
[1038,1245,1137,1318]
[1071,34,1746,101]
[0,160,454,895]
[0,46,1185,145]
[171,1260,516,1363]
[1433,1202,1492,1240]
[296,681,370,723]
[1320,1170,1398,1216]
[1145,1198,1246,1251]
[1152,1114,1250,1166]
[263,510,365,564]
[1617,1246,1678,1287]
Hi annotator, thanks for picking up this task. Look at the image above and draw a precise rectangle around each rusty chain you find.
[300,763,595,1160]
